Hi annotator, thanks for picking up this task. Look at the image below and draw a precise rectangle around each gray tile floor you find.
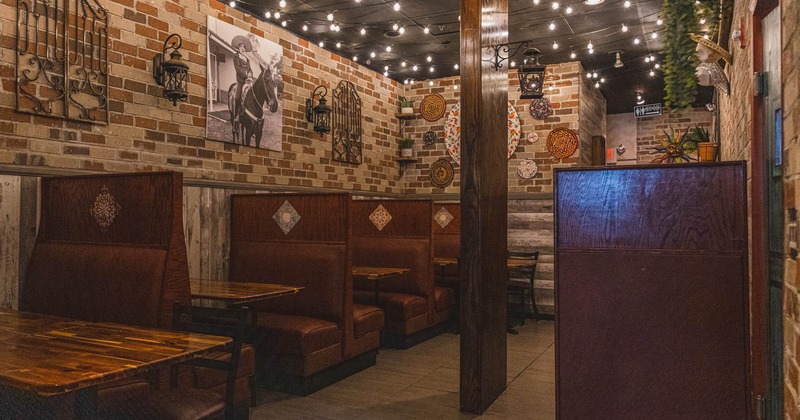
[252,321,555,419]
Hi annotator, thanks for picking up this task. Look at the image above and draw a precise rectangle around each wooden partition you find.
[351,199,448,347]
[21,172,190,329]
[554,162,749,419]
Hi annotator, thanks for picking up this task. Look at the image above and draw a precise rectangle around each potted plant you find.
[688,126,718,161]
[399,96,414,114]
[400,137,414,157]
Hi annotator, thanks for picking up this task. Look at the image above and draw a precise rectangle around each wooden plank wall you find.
[508,198,555,315]
[0,175,38,310]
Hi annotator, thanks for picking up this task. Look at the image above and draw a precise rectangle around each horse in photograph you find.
[227,66,279,148]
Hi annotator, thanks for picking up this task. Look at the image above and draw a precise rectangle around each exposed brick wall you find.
[782,0,800,412]
[0,0,406,193]
[635,108,713,164]
[578,71,608,166]
[398,62,592,195]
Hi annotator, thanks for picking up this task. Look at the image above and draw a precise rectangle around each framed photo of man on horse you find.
[206,16,283,151]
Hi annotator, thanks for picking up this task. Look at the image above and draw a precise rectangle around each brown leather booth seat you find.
[230,193,383,395]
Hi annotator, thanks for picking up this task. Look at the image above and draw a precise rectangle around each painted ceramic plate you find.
[420,94,447,121]
[527,131,539,143]
[547,127,579,159]
[423,130,437,145]
[529,98,553,120]
[429,159,454,188]
[516,158,538,179]
[444,102,521,165]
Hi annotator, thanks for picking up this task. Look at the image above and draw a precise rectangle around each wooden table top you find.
[190,279,303,304]
[434,257,534,269]
[0,310,231,396]
[352,266,410,280]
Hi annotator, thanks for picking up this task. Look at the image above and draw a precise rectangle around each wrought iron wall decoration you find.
[484,41,530,71]
[331,80,362,165]
[16,0,109,124]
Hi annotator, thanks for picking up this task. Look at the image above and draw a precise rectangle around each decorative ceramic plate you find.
[529,98,553,120]
[516,158,538,179]
[420,94,447,121]
[444,102,521,165]
[423,130,437,145]
[547,127,579,159]
[527,131,539,143]
[429,159,454,188]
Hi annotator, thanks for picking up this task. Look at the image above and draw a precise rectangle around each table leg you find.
[374,279,381,306]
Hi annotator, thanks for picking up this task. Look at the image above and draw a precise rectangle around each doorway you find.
[762,6,783,419]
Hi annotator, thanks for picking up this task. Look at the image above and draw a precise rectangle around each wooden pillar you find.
[459,0,508,414]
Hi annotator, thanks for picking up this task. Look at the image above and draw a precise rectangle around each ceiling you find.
[228,0,713,114]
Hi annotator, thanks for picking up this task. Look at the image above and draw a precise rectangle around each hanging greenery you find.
[662,0,699,109]
[696,0,722,41]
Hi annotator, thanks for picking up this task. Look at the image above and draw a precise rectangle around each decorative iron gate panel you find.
[331,80,362,164]
[16,0,109,124]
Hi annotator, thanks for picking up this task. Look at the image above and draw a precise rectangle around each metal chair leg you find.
[530,281,539,321]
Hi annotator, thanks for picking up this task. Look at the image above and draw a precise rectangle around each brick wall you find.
[782,0,800,412]
[398,62,592,195]
[635,108,714,164]
[0,0,406,193]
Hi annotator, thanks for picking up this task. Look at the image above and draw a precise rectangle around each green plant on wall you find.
[662,0,699,109]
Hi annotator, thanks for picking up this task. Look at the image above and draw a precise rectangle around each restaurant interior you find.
[0,0,797,416]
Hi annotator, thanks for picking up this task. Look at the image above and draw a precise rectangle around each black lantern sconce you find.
[153,34,189,106]
[305,85,332,136]
[518,48,546,99]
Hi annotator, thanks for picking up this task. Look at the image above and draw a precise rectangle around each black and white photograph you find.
[206,16,283,151]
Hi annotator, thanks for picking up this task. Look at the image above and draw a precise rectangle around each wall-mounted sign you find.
[634,103,662,118]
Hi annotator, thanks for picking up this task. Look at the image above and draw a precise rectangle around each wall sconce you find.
[152,34,189,106]
[518,48,546,99]
[305,86,331,136]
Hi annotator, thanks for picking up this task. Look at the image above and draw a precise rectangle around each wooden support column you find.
[459,0,508,414]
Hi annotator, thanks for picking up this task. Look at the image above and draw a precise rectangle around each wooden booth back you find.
[229,193,352,330]
[21,172,190,329]
[351,200,435,315]
[432,203,460,280]
[554,162,748,420]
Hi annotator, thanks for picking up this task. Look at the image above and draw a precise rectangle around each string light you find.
[657,18,663,25]
[370,51,376,58]
[623,0,630,7]
[595,82,600,88]
[384,65,389,71]
[393,2,400,11]
[600,77,605,83]
[424,26,430,34]
[552,1,559,9]
[651,32,658,39]
[279,0,286,7]
[586,72,592,78]
[454,84,458,90]
[386,46,392,52]
[318,41,324,47]
[399,26,405,34]
[281,20,287,27]
[454,63,459,69]
[549,22,556,30]
[412,65,418,71]
[360,28,366,35]
[633,37,640,44]
[429,66,434,72]
[570,52,577,59]
[229,0,235,7]
[654,63,660,69]
[589,48,594,54]
[621,24,628,32]
[327,12,334,21]
[426,55,432,62]
[566,6,573,13]
[393,23,399,30]
[428,81,434,86]
[404,79,409,85]
[699,18,706,24]
[336,42,342,48]
[353,55,358,61]
[592,72,598,78]
[264,10,271,18]
[649,70,655,76]
[401,61,407,67]
[645,56,650,63]
[510,60,516,67]
[302,24,308,31]
[274,11,281,19]
[552,41,558,49]
[384,71,388,76]
[587,41,593,49]
[533,0,540,4]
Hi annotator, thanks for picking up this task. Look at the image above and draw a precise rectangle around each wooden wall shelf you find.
[393,157,420,176]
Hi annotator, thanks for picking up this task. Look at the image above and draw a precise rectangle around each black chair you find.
[507,251,539,329]
[100,303,248,420]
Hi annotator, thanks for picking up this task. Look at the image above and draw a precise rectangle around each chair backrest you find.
[508,251,539,281]
[172,302,248,419]
[21,172,190,328]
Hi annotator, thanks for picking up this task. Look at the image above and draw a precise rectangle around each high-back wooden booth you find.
[432,202,461,286]
[554,162,749,419]
[229,193,383,395]
[350,199,449,348]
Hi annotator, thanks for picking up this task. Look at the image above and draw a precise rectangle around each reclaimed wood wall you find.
[0,175,38,310]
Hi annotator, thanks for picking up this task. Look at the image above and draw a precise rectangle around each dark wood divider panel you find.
[554,162,749,420]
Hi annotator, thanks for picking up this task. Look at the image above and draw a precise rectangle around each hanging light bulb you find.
[592,72,598,78]
[510,60,516,67]
[621,24,628,32]
[360,28,366,35]
[654,63,660,69]
[566,6,573,13]
[651,32,658,39]
[552,1,559,9]
[429,66,434,73]
[552,41,559,49]
[587,41,593,50]
[318,41,324,47]
[404,79,409,85]
[699,18,706,24]
[623,0,630,7]
[274,11,281,19]
[279,0,286,7]
[330,23,336,31]
[327,12,334,21]
[454,63,459,69]
[454,84,458,90]
[533,0,540,4]
[393,1,400,10]
[571,52,577,59]
[384,71,388,76]
[302,24,308,31]
[595,82,600,88]
[649,54,655,61]
[589,48,594,54]
[386,46,392,52]
[229,0,236,7]
[392,23,399,31]
[649,70,655,76]
[353,55,358,61]
[399,26,405,34]
[370,51,376,58]
[384,65,389,71]
[586,72,592,78]
[657,18,663,25]
[426,55,432,62]
[645,56,650,63]
[401,61,407,67]
[412,65,418,71]
[336,42,341,48]
[549,22,556,30]
[633,37,640,44]
[264,10,271,18]
[600,77,605,83]
[281,20,287,27]
[424,26,430,34]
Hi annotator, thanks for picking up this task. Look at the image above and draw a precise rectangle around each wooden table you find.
[0,309,230,418]
[352,266,410,305]
[190,279,302,305]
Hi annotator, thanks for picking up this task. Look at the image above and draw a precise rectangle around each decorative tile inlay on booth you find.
[90,186,121,231]
[434,207,454,228]
[369,205,392,231]
[273,200,301,234]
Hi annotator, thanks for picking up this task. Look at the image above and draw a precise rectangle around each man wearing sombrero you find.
[232,34,253,125]
[691,34,731,95]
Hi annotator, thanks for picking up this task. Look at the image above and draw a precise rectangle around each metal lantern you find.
[518,48,546,99]
[153,34,189,106]
[306,86,332,136]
